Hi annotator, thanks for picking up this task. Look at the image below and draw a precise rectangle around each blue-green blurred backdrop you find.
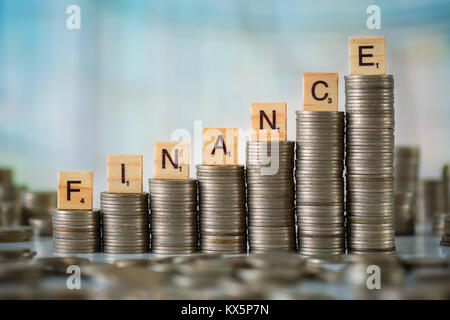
[1,0,449,205]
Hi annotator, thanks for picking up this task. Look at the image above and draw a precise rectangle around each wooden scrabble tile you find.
[203,128,238,165]
[107,155,142,193]
[251,102,287,141]
[302,72,338,111]
[349,36,385,75]
[57,171,93,210]
[154,142,190,179]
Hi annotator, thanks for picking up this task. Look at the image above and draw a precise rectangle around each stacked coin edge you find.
[197,165,247,254]
[345,74,396,253]
[101,192,149,254]
[149,179,198,254]
[246,140,296,253]
[52,209,101,253]
[296,111,346,256]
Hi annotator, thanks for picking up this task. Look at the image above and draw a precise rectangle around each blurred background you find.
[0,0,449,206]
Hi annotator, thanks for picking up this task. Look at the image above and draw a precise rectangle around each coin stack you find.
[395,146,420,232]
[440,216,450,246]
[345,75,396,253]
[0,170,20,226]
[149,179,198,254]
[421,180,446,221]
[52,209,101,253]
[0,226,32,242]
[197,165,247,254]
[0,202,17,227]
[444,165,450,212]
[295,111,345,256]
[21,191,57,225]
[100,192,149,254]
[246,141,296,253]
[432,212,449,236]
[394,192,414,235]
[0,184,15,202]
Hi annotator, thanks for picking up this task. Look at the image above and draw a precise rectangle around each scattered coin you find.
[0,247,36,263]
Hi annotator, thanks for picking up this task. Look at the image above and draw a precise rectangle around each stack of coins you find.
[421,180,445,221]
[52,209,101,253]
[443,165,450,212]
[0,183,16,201]
[197,165,247,254]
[394,192,414,235]
[432,212,449,236]
[0,202,17,226]
[0,226,32,242]
[101,192,149,254]
[395,146,420,230]
[246,141,296,253]
[440,217,450,246]
[0,170,20,226]
[21,191,57,225]
[395,147,420,193]
[149,179,198,254]
[0,170,14,201]
[345,75,396,253]
[295,111,345,256]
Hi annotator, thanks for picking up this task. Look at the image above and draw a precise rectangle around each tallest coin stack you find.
[345,75,396,254]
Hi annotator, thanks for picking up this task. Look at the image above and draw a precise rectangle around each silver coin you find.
[102,215,148,221]
[103,248,149,254]
[53,248,100,254]
[149,178,196,185]
[101,191,148,198]
[200,222,245,229]
[53,245,101,252]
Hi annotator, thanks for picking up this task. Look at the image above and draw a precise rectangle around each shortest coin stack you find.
[149,179,198,254]
[52,209,101,253]
[441,217,450,246]
[101,192,149,254]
